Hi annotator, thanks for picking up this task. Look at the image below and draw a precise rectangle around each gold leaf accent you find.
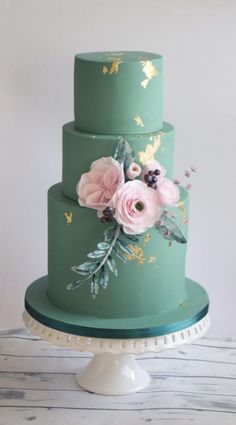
[178,201,186,226]
[109,60,123,74]
[126,244,145,266]
[144,233,152,245]
[140,61,158,89]
[148,256,157,264]
[134,115,144,128]
[102,65,108,75]
[102,61,123,75]
[138,134,161,165]
[65,212,73,224]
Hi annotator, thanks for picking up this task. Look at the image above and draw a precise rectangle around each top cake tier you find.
[74,51,163,135]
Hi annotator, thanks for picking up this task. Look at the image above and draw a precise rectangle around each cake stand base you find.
[76,352,150,395]
[23,310,210,395]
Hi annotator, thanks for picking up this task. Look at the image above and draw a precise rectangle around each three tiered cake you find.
[24,51,209,339]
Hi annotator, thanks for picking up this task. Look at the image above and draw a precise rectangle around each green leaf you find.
[87,250,106,259]
[77,261,98,272]
[91,275,99,299]
[117,239,134,256]
[70,266,89,276]
[113,246,127,264]
[104,226,115,243]
[67,281,82,290]
[157,213,187,244]
[97,242,110,250]
[122,230,139,242]
[114,137,135,172]
[107,256,118,277]
[98,265,109,289]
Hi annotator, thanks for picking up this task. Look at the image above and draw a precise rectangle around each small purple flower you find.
[191,165,197,172]
[185,170,191,178]
[174,179,180,185]
[184,217,190,225]
[186,183,192,190]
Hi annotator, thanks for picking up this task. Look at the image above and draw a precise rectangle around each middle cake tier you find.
[62,121,175,201]
[47,183,189,319]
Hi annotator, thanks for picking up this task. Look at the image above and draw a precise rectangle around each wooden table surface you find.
[0,329,236,425]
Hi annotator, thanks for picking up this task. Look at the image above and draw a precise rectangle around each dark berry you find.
[100,217,106,223]
[154,169,161,176]
[148,170,154,175]
[103,206,114,217]
[152,176,157,183]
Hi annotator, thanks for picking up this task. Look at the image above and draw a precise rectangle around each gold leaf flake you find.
[178,201,186,226]
[140,61,158,89]
[126,244,145,266]
[102,65,108,75]
[144,233,152,245]
[138,134,161,165]
[134,115,144,128]
[65,212,73,224]
[141,79,149,89]
[148,256,157,264]
[109,60,123,74]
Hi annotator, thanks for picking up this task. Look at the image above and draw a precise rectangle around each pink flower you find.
[141,160,166,186]
[77,157,125,211]
[109,180,161,234]
[126,162,142,180]
[157,179,180,206]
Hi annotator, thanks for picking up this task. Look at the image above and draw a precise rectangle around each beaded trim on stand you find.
[23,310,210,355]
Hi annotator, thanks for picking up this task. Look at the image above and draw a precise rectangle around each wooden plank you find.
[0,386,236,412]
[0,373,236,398]
[0,407,235,425]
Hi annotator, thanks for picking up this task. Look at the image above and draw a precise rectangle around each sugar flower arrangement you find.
[67,138,187,298]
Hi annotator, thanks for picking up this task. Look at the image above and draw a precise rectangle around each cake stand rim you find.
[22,309,210,355]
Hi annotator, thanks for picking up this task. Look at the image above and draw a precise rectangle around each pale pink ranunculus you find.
[141,160,166,186]
[126,162,142,180]
[77,157,125,211]
[109,180,161,234]
[156,179,180,206]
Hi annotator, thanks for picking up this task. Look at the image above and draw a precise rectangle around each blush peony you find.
[110,180,161,234]
[157,179,180,206]
[77,157,125,211]
[126,162,142,180]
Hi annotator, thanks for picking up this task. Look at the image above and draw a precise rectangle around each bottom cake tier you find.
[24,276,209,339]
[47,183,190,319]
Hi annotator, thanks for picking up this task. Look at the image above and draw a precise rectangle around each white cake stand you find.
[23,310,210,395]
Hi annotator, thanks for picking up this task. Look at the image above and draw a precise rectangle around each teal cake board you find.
[25,277,209,339]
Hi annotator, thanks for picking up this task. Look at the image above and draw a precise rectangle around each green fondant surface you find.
[48,183,189,319]
[74,51,163,134]
[62,121,175,201]
[25,276,209,338]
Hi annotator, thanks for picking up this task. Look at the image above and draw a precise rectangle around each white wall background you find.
[0,0,235,336]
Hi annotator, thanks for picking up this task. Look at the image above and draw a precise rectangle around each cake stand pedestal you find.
[23,310,210,395]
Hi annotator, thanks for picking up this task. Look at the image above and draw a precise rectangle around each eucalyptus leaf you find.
[91,275,99,299]
[70,266,89,276]
[107,256,118,277]
[117,239,134,256]
[104,226,115,243]
[98,265,109,289]
[113,246,127,264]
[97,242,110,250]
[67,281,82,290]
[157,213,187,244]
[87,250,106,259]
[114,137,135,172]
[77,261,98,272]
[122,231,139,242]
